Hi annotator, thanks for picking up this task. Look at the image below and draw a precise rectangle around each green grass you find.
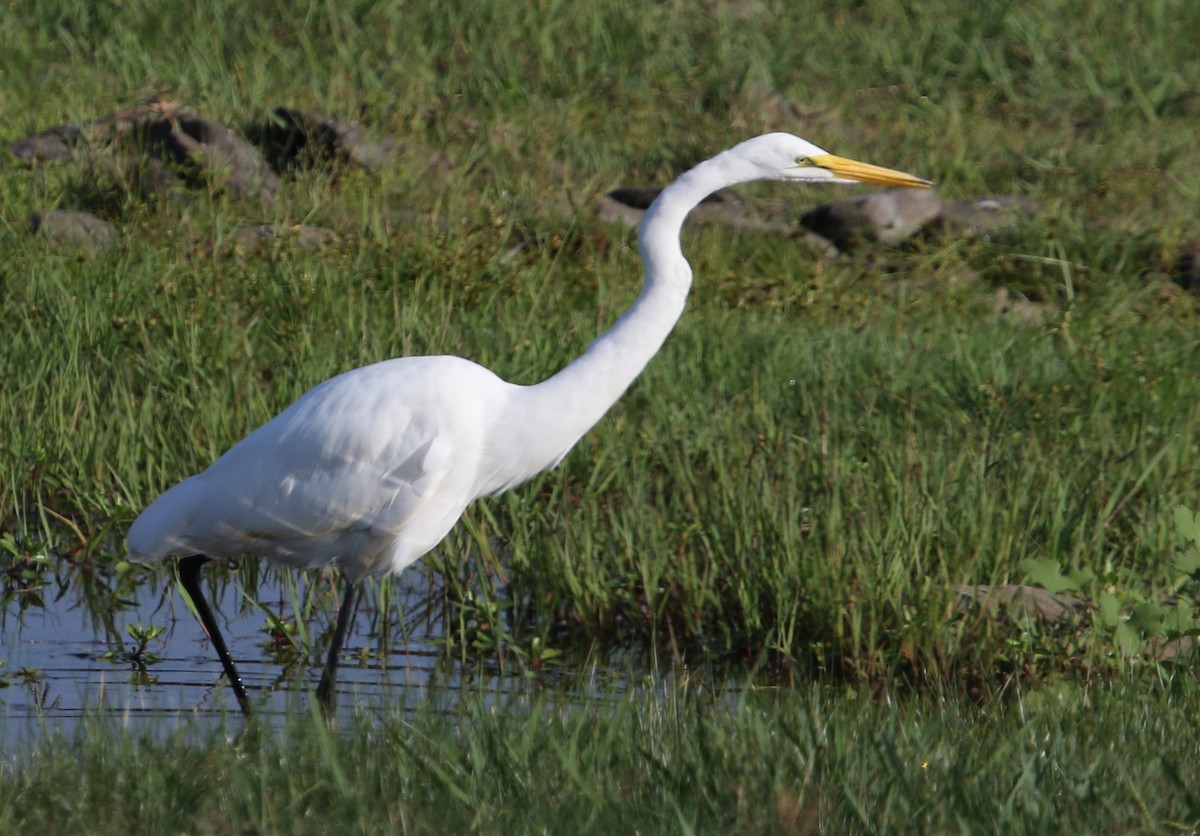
[2,0,1200,828]
[3,676,1200,833]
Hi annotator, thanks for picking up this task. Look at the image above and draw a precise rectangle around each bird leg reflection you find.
[315,577,357,716]
[178,554,252,717]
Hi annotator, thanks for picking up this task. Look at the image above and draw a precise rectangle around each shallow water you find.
[0,561,555,744]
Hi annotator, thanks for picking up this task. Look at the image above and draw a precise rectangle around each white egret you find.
[127,133,931,715]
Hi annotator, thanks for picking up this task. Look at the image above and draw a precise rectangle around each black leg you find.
[315,577,357,716]
[178,555,252,717]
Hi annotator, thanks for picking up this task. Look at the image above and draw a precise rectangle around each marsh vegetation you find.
[2,0,1199,830]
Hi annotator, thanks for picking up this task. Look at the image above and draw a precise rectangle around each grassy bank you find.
[4,676,1200,833]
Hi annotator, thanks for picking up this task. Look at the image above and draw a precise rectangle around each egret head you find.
[734,132,933,189]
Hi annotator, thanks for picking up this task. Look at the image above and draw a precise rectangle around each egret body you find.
[127,133,931,714]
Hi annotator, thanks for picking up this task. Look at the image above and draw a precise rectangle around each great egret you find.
[127,133,931,715]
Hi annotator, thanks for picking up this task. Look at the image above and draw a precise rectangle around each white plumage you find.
[127,133,931,715]
[130,357,506,581]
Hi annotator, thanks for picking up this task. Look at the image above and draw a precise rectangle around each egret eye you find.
[795,156,813,167]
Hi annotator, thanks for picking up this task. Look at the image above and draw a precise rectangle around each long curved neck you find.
[484,147,762,489]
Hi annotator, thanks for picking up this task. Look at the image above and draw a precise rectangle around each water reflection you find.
[0,560,562,743]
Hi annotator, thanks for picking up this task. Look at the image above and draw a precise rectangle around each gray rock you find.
[991,287,1051,325]
[951,583,1199,662]
[127,155,189,200]
[950,584,1086,628]
[249,107,397,173]
[31,210,117,252]
[1147,635,1197,661]
[937,195,1039,238]
[9,123,86,164]
[139,113,279,204]
[227,224,337,253]
[11,103,280,204]
[799,191,1040,252]
[799,188,945,250]
[1172,243,1200,292]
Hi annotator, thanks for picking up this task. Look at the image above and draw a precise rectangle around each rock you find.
[799,188,945,251]
[30,210,117,252]
[11,103,279,204]
[949,584,1200,663]
[227,224,337,253]
[937,195,1039,239]
[950,584,1086,628]
[10,101,453,207]
[598,186,659,221]
[799,191,1040,252]
[137,112,279,203]
[991,287,1051,325]
[9,123,87,164]
[1172,243,1200,292]
[1147,635,1197,661]
[598,187,663,227]
[249,107,397,173]
[134,156,188,199]
[348,140,398,172]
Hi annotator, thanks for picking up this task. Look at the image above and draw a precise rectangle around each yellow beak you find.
[809,154,933,188]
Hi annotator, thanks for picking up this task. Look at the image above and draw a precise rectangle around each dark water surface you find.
[0,561,576,744]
